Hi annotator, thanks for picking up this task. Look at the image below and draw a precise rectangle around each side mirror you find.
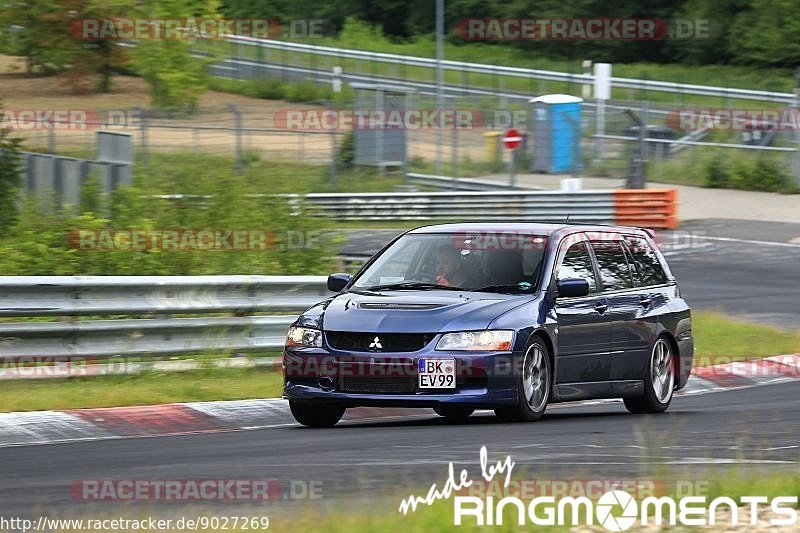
[557,278,590,298]
[327,273,352,292]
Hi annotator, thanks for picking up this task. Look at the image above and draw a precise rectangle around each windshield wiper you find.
[473,282,534,293]
[363,281,464,292]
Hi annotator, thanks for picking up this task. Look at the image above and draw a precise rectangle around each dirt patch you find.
[1,56,490,163]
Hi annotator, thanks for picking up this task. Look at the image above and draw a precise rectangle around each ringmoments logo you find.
[398,446,799,530]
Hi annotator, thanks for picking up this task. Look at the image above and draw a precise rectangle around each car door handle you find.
[639,297,652,307]
[594,302,608,313]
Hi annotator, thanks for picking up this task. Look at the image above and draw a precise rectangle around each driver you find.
[435,245,465,287]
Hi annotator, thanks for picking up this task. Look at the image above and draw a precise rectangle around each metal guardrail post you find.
[435,0,444,175]
[228,104,243,174]
[135,107,148,168]
[624,109,647,189]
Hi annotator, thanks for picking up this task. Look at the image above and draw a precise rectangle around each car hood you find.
[315,290,534,333]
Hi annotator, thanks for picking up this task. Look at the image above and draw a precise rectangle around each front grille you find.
[340,376,416,394]
[326,332,434,352]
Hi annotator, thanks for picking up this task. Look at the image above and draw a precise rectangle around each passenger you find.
[435,245,466,287]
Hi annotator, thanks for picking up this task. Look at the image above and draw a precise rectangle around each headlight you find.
[435,330,513,351]
[286,326,323,348]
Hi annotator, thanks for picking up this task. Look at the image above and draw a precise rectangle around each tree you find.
[730,0,800,67]
[128,0,221,112]
[62,0,133,93]
[0,100,23,231]
[0,0,73,74]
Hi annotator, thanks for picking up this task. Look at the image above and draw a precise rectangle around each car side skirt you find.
[552,380,644,402]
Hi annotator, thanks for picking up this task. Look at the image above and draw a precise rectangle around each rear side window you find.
[590,240,633,291]
[557,242,598,293]
[624,236,669,286]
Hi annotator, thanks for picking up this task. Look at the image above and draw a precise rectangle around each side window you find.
[590,240,633,291]
[557,242,598,293]
[624,236,669,286]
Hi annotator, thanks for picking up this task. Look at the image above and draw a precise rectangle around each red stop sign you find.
[503,129,522,150]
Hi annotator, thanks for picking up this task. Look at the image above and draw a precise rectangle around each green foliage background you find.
[0,153,338,275]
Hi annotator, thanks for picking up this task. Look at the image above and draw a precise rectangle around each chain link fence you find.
[12,78,800,191]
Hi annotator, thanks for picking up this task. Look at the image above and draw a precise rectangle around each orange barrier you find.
[614,189,678,230]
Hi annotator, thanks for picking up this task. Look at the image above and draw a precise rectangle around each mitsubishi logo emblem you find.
[368,336,383,351]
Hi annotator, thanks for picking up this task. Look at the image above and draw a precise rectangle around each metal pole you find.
[227,104,243,174]
[136,107,148,168]
[48,126,55,154]
[435,0,444,175]
[452,120,458,178]
[596,98,605,161]
[331,132,338,189]
[508,149,516,187]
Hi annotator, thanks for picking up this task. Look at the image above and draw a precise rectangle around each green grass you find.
[693,310,800,365]
[266,470,800,532]
[238,19,795,109]
[0,367,284,413]
[312,21,795,92]
[136,151,405,194]
[41,469,800,531]
[2,311,798,412]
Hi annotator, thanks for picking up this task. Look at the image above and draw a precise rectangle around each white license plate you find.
[418,358,456,389]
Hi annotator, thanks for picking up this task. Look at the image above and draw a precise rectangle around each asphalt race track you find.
[1,218,797,521]
[1,381,798,518]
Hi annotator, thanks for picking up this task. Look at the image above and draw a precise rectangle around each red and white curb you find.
[1,354,797,448]
[681,354,800,394]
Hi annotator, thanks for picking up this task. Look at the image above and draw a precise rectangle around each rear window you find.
[624,236,669,286]
[590,240,633,291]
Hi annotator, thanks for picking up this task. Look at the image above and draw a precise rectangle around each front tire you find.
[495,337,551,422]
[624,336,675,414]
[289,401,345,427]
[433,406,474,422]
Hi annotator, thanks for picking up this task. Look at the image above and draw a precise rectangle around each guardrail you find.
[227,35,796,104]
[405,172,528,191]
[149,187,678,227]
[301,189,678,229]
[0,276,330,361]
[0,275,328,317]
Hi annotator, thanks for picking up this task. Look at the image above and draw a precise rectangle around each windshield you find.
[351,232,549,293]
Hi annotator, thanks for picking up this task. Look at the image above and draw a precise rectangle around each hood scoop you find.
[357,302,447,310]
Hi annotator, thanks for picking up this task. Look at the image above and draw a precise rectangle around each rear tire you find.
[494,337,551,422]
[624,336,675,414]
[433,406,474,422]
[289,401,345,427]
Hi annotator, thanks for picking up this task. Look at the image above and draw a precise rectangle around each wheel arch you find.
[528,329,555,374]
[654,330,681,391]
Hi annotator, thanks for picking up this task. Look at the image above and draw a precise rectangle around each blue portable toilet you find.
[528,94,582,173]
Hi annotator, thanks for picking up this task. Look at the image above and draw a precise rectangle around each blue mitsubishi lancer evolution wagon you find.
[283,223,693,427]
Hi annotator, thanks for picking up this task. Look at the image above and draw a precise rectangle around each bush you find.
[702,152,791,192]
[703,155,731,188]
[285,81,333,103]
[0,117,22,232]
[739,155,790,192]
[0,154,336,276]
[245,78,287,100]
[336,131,355,169]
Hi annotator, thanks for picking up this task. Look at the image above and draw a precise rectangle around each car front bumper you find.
[282,349,521,408]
